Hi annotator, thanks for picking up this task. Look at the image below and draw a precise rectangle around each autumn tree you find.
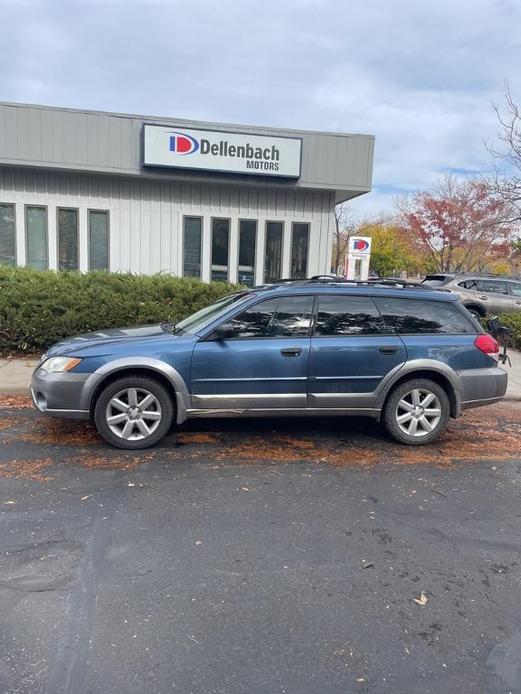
[396,175,515,273]
[356,219,430,277]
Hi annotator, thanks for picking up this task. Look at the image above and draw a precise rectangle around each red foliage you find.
[397,176,516,272]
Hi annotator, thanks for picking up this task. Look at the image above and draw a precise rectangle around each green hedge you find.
[0,267,241,354]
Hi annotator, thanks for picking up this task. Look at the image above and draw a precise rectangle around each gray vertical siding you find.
[0,102,371,278]
[0,167,334,279]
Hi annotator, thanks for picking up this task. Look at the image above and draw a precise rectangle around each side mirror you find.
[214,322,235,340]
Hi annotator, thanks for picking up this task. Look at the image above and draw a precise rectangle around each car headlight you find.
[40,356,83,373]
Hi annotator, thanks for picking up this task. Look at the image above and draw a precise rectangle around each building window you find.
[238,220,257,287]
[57,208,79,271]
[25,206,48,270]
[88,210,109,271]
[0,203,16,266]
[211,218,230,282]
[265,221,283,283]
[291,222,309,279]
[183,216,202,278]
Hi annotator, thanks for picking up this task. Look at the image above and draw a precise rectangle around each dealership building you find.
[0,102,374,284]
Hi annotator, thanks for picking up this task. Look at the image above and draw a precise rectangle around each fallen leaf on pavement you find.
[413,592,428,606]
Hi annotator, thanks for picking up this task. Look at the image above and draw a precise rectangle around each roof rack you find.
[259,276,435,290]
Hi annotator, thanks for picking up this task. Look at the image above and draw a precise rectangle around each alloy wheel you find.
[395,388,442,438]
[105,387,162,441]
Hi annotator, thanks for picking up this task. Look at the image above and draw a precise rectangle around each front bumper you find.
[458,366,508,410]
[30,366,100,420]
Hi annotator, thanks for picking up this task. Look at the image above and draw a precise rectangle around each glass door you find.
[238,220,257,287]
[211,218,230,281]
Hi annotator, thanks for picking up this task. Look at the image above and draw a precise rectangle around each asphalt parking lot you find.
[1,399,521,694]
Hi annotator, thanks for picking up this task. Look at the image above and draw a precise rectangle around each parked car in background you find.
[31,278,507,450]
[422,273,521,319]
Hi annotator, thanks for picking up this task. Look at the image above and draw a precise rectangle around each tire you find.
[382,378,450,446]
[94,375,174,450]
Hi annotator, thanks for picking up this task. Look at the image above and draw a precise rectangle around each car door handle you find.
[281,347,302,357]
[478,296,488,300]
[379,346,399,355]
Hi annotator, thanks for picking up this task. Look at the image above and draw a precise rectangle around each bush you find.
[0,267,242,355]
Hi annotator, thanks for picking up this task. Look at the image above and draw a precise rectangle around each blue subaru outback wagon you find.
[31,278,508,449]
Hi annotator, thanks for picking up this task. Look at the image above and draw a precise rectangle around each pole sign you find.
[143,124,302,178]
[345,236,372,281]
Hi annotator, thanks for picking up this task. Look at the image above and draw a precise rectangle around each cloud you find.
[1,0,520,216]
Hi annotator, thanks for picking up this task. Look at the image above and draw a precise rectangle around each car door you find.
[308,294,407,410]
[474,279,513,314]
[190,294,314,410]
[508,281,521,313]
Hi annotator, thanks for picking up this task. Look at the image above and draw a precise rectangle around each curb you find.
[502,394,521,403]
[0,387,30,396]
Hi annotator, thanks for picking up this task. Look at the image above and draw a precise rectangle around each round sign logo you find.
[353,239,369,251]
[169,132,200,155]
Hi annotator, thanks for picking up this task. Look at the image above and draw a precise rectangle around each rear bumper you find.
[458,366,508,410]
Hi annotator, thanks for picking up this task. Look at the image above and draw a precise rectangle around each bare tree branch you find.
[487,81,521,223]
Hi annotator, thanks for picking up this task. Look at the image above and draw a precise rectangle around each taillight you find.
[474,334,499,360]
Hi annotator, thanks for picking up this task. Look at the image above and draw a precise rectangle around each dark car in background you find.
[422,273,521,319]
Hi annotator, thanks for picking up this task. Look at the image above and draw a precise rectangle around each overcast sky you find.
[1,0,520,217]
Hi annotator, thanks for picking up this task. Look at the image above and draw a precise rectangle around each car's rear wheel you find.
[383,378,450,445]
[94,376,174,449]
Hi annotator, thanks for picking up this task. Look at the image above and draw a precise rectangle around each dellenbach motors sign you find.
[143,124,302,178]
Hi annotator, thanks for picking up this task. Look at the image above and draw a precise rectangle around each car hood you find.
[46,324,184,356]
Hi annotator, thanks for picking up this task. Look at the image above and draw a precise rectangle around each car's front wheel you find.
[94,375,174,449]
[382,378,450,445]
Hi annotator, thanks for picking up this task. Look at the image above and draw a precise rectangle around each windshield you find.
[172,292,252,336]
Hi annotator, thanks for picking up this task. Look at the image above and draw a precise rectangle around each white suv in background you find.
[422,274,521,319]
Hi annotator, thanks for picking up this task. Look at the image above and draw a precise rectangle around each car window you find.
[509,281,521,297]
[373,297,475,334]
[475,280,508,295]
[229,296,313,338]
[457,279,479,290]
[314,295,385,336]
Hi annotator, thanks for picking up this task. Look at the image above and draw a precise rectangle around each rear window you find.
[510,281,521,297]
[373,297,475,335]
[476,280,508,295]
[458,279,510,295]
[314,295,385,336]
